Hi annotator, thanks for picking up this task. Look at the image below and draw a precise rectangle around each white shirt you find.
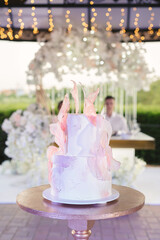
[103,112,128,134]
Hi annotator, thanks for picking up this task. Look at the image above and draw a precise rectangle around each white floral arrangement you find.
[1,104,53,185]
[27,29,154,92]
[112,156,146,186]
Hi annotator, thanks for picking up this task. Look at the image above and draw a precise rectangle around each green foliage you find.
[0,127,8,165]
[137,79,160,106]
[137,109,160,124]
[135,123,160,165]
[0,95,35,112]
[135,108,160,165]
[137,104,160,115]
[136,80,160,165]
[0,96,35,123]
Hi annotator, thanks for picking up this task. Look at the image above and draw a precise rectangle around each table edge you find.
[16,184,145,220]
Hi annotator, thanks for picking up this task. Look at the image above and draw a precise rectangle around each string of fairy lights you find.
[81,0,97,33]
[6,8,13,40]
[4,0,8,6]
[30,0,39,34]
[132,8,140,41]
[90,1,98,32]
[105,8,112,32]
[81,12,88,33]
[15,9,24,39]
[119,8,126,36]
[65,10,72,33]
[48,9,54,32]
[148,7,154,36]
[0,3,160,41]
[48,0,54,32]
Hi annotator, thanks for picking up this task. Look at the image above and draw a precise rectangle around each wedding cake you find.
[47,82,120,201]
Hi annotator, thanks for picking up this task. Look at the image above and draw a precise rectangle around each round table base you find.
[17,185,145,240]
[68,220,95,240]
[72,229,91,240]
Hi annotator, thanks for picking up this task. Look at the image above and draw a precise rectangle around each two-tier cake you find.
[47,82,120,201]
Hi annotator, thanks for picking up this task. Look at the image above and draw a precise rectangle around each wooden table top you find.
[110,132,155,149]
[16,184,145,220]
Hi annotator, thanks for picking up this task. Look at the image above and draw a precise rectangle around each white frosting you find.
[49,113,113,201]
[67,114,97,156]
[51,155,111,201]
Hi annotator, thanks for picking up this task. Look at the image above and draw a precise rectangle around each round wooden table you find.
[16,184,145,240]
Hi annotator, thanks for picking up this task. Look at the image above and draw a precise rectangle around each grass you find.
[0,97,160,116]
[137,104,160,114]
[0,96,35,112]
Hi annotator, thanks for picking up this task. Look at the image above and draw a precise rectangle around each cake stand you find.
[16,184,145,240]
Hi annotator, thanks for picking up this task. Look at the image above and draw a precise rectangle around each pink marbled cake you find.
[47,84,120,201]
[49,114,113,201]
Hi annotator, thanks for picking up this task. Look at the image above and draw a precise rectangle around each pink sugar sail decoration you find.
[47,151,53,183]
[50,122,66,153]
[58,94,70,132]
[97,116,120,171]
[83,88,99,125]
[87,114,120,182]
[70,80,79,114]
[47,146,57,183]
[50,93,70,153]
[47,94,70,184]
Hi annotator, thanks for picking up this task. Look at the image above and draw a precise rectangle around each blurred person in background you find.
[103,96,128,135]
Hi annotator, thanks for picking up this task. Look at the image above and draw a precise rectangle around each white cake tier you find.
[50,155,112,201]
[66,114,110,156]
